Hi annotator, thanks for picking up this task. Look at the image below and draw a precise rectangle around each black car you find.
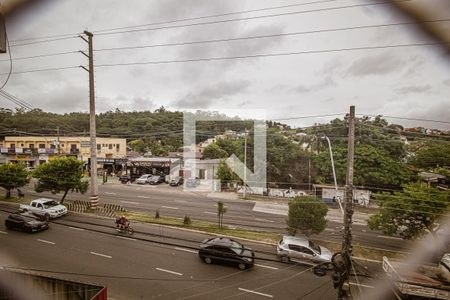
[169,176,184,186]
[149,175,165,185]
[198,237,255,270]
[5,212,49,233]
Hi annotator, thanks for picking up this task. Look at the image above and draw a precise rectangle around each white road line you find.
[137,196,150,199]
[255,264,278,270]
[161,206,178,210]
[238,288,273,298]
[203,211,216,215]
[254,218,275,223]
[37,239,55,245]
[156,268,183,276]
[349,282,375,289]
[90,251,112,259]
[69,226,85,231]
[325,228,336,232]
[174,247,197,254]
[377,235,403,241]
[115,236,137,241]
[121,200,141,205]
[104,192,117,195]
[0,231,8,234]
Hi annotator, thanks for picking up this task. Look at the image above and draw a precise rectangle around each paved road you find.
[20,183,412,252]
[0,210,377,299]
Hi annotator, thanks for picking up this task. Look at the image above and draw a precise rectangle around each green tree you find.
[216,160,240,188]
[409,142,450,170]
[202,144,229,159]
[33,157,89,204]
[367,183,450,239]
[287,196,328,236]
[217,201,227,228]
[0,163,29,198]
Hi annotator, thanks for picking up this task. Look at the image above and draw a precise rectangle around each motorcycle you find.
[115,218,134,235]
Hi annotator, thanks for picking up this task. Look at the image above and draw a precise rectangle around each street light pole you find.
[323,135,344,214]
[243,129,248,199]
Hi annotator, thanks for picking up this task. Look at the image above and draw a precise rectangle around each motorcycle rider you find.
[115,215,129,230]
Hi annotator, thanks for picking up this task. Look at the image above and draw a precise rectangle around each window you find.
[61,144,64,147]
[298,246,314,256]
[29,144,34,149]
[109,144,112,149]
[97,144,101,150]
[39,144,45,149]
[10,143,15,149]
[116,144,120,152]
[50,144,56,149]
[21,144,24,147]
[71,144,77,149]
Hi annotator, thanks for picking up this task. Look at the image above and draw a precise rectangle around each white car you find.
[277,235,333,265]
[136,174,152,185]
[19,198,68,219]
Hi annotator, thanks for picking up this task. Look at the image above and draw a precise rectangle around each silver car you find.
[136,174,152,184]
[277,235,332,265]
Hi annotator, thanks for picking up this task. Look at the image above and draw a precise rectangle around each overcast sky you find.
[1,0,449,130]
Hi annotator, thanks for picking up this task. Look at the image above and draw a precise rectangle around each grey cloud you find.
[172,80,250,109]
[395,85,431,95]
[293,76,337,94]
[346,52,405,77]
[444,79,450,86]
[97,95,155,112]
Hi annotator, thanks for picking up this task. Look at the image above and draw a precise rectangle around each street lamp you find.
[322,136,344,214]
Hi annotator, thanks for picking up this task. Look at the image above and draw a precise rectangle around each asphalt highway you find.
[0,210,377,299]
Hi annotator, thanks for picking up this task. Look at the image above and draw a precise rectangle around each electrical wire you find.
[0,90,34,110]
[9,36,80,48]
[0,31,12,89]
[357,114,450,125]
[0,65,81,76]
[0,50,80,62]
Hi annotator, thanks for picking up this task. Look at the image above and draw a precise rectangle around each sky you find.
[0,0,449,130]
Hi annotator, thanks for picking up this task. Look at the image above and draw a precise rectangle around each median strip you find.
[69,226,85,231]
[156,267,183,276]
[254,218,275,223]
[238,288,273,298]
[121,200,141,205]
[37,239,55,245]
[161,206,178,210]
[90,251,112,259]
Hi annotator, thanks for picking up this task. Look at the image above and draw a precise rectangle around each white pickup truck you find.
[19,198,68,219]
[383,254,450,299]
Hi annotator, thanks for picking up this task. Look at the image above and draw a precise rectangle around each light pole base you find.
[90,195,99,209]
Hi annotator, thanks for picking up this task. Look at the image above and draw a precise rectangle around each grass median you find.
[123,211,403,261]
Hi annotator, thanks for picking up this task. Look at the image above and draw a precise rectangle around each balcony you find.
[70,149,80,155]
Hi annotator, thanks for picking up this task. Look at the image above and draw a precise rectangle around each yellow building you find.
[1,136,127,169]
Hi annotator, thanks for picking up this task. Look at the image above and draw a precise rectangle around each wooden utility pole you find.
[337,105,355,299]
[243,129,248,199]
[80,31,98,210]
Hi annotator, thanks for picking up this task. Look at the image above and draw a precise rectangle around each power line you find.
[0,65,81,76]
[0,50,80,62]
[93,41,447,68]
[94,0,340,34]
[357,114,450,125]
[0,31,12,89]
[93,19,450,53]
[9,36,80,48]
[94,0,412,38]
[0,90,34,110]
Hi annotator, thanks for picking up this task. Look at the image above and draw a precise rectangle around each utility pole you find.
[336,105,355,299]
[56,126,60,155]
[243,129,248,199]
[80,31,98,210]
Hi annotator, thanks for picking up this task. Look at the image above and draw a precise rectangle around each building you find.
[0,136,127,169]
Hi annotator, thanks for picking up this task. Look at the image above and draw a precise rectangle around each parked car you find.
[119,174,133,184]
[136,174,153,185]
[198,237,255,270]
[149,175,165,185]
[19,198,67,219]
[169,176,184,186]
[277,235,333,265]
[5,212,49,233]
[185,177,199,188]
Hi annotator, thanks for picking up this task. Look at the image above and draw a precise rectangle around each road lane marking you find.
[238,288,273,298]
[69,226,85,231]
[37,239,55,245]
[156,268,183,276]
[349,282,374,288]
[161,206,178,210]
[377,235,403,240]
[325,228,335,232]
[174,247,197,254]
[204,211,216,215]
[137,196,150,199]
[254,218,275,223]
[90,251,112,259]
[0,231,8,234]
[115,236,137,241]
[255,264,278,270]
[121,200,141,205]
[104,192,117,195]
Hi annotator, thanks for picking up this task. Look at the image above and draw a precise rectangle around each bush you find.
[155,209,160,219]
[183,215,192,226]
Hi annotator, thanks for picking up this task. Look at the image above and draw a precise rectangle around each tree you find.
[367,183,450,239]
[216,160,240,188]
[33,157,89,204]
[287,196,328,236]
[217,201,227,228]
[409,142,450,170]
[202,144,228,159]
[0,163,29,198]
